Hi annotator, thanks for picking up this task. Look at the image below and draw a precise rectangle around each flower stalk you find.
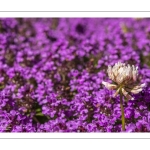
[120,91,125,131]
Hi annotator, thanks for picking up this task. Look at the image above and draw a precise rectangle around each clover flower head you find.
[102,62,146,100]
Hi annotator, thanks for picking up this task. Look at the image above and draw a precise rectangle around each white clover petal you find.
[130,88,143,94]
[130,84,145,94]
[122,88,132,100]
[113,88,120,97]
[102,81,117,90]
[125,83,145,95]
[140,83,146,88]
[116,75,124,84]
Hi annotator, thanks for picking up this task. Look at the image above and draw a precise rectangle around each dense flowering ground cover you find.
[0,18,150,132]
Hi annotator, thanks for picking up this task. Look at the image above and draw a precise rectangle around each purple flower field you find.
[0,18,150,132]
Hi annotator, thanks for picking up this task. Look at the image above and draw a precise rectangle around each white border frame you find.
[0,133,150,139]
[0,11,150,18]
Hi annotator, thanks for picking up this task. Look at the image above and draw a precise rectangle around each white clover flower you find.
[102,62,146,100]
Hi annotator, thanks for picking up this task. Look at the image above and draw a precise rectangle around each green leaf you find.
[36,112,44,116]
[36,108,41,112]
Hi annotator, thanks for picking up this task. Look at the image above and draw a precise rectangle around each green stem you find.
[120,92,125,131]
